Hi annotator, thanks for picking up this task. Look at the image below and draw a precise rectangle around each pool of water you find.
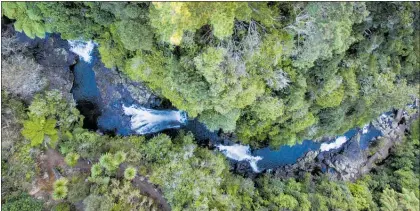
[67,41,384,172]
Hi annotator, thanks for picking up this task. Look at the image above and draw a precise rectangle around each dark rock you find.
[232,160,258,179]
[273,108,418,181]
[1,23,76,103]
[92,60,161,110]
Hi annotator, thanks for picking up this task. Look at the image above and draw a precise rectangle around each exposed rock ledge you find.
[273,109,418,181]
[1,22,76,103]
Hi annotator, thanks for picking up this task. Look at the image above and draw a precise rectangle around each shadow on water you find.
[70,52,102,132]
[75,100,101,130]
[66,39,385,173]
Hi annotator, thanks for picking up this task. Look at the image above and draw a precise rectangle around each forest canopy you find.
[3,2,419,147]
[1,2,420,211]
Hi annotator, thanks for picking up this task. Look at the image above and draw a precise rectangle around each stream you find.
[66,40,386,173]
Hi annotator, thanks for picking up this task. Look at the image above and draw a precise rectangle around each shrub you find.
[2,193,43,211]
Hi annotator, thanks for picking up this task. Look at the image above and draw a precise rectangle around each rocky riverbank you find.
[273,108,418,181]
[1,22,76,103]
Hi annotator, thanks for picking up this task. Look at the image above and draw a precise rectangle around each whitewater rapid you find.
[123,104,188,135]
[68,40,95,63]
[67,38,384,174]
[320,136,347,152]
[216,144,263,172]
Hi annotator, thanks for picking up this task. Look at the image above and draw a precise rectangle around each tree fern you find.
[53,178,69,189]
[124,167,137,181]
[113,151,127,165]
[64,152,80,167]
[91,164,103,178]
[21,116,57,147]
[100,153,117,172]
[52,186,68,200]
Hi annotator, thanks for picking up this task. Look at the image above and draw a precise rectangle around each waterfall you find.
[68,40,95,63]
[123,104,188,135]
[216,144,263,172]
[320,136,347,152]
[362,124,369,134]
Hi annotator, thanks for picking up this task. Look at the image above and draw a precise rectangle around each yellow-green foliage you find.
[2,2,418,149]
[53,178,69,200]
[21,117,57,147]
[64,152,80,167]
[2,2,48,38]
[149,2,252,45]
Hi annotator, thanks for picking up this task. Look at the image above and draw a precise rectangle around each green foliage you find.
[147,133,249,210]
[67,176,90,203]
[380,188,420,211]
[149,2,252,44]
[4,2,417,148]
[348,181,374,210]
[21,116,57,147]
[84,150,158,211]
[99,151,126,173]
[64,152,80,167]
[2,193,43,211]
[52,186,68,201]
[90,164,103,178]
[1,92,38,198]
[27,90,83,132]
[52,203,71,211]
[315,85,345,108]
[52,178,69,200]
[54,178,69,189]
[115,20,153,51]
[20,90,83,148]
[1,2,48,38]
[113,151,127,164]
[198,109,240,132]
[2,3,420,210]
[123,166,137,180]
[83,194,113,211]
[287,2,369,69]
[99,153,117,173]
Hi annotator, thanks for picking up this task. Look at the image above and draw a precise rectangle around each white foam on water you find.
[216,144,263,172]
[123,105,184,135]
[362,124,369,134]
[68,40,95,63]
[320,136,347,152]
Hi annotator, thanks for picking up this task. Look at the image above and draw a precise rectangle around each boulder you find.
[91,55,161,111]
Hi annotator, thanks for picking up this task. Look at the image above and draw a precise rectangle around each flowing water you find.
[67,40,384,172]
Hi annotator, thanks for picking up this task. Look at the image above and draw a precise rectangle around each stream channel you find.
[68,40,384,173]
[17,33,385,173]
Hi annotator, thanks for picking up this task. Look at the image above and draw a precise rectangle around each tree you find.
[2,2,48,38]
[2,193,43,211]
[148,2,252,45]
[21,117,57,147]
[115,20,153,51]
[64,152,80,167]
[123,166,137,180]
[286,2,369,69]
[52,178,69,200]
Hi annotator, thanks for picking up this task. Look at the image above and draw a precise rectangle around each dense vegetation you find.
[3,2,419,147]
[1,2,419,211]
[1,90,419,210]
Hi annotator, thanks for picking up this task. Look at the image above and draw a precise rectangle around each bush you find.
[2,193,43,211]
